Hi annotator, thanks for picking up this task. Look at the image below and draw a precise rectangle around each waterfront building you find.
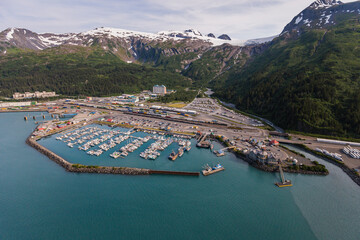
[13,91,57,99]
[153,85,167,94]
[248,149,268,164]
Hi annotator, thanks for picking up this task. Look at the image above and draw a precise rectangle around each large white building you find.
[152,85,166,95]
[0,101,33,108]
[13,91,57,99]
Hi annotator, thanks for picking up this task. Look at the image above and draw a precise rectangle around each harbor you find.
[2,111,360,240]
[22,102,338,183]
[52,125,194,163]
[33,119,210,175]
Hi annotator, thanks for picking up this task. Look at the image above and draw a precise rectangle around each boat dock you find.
[202,163,225,176]
[275,164,292,187]
[196,133,211,148]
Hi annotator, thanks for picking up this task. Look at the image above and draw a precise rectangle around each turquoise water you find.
[1,112,360,240]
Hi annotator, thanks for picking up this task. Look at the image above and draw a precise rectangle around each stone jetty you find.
[26,136,150,175]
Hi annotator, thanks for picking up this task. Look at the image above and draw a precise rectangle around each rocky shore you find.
[249,162,328,175]
[26,136,150,175]
[231,151,328,175]
[213,138,329,176]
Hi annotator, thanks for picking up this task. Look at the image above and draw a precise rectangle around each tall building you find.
[153,85,166,94]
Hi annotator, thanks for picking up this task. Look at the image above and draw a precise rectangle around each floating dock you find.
[202,164,225,176]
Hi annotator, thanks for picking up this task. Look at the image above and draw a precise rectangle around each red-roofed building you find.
[270,140,279,146]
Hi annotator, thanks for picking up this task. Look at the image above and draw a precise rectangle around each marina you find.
[38,123,197,172]
[52,125,193,162]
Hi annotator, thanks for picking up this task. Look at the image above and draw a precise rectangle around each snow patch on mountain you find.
[310,0,342,9]
[295,14,303,24]
[325,14,332,24]
[6,28,15,40]
[83,27,239,46]
[82,27,159,40]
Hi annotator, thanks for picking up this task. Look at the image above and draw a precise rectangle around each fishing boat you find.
[202,163,224,176]
[140,152,148,159]
[214,150,225,157]
[110,151,121,159]
[178,147,184,157]
[120,151,129,157]
[168,150,178,161]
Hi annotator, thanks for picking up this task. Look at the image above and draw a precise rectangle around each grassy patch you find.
[167,103,187,108]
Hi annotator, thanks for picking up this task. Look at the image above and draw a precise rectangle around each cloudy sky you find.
[0,0,354,40]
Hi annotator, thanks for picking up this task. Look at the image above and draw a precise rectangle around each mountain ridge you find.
[1,0,360,137]
[0,26,275,52]
[211,0,360,137]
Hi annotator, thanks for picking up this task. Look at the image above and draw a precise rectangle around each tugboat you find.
[168,150,179,161]
[120,151,128,157]
[202,163,225,176]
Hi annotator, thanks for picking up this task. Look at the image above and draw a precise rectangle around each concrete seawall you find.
[149,170,200,176]
[26,136,150,175]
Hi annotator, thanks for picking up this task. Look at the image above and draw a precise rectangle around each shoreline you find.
[7,109,358,184]
[232,149,329,176]
[291,144,360,187]
[213,138,329,176]
[0,109,48,113]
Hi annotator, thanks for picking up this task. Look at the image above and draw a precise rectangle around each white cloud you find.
[0,0,355,40]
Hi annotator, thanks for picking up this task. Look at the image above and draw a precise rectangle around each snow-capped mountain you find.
[0,27,236,51]
[0,26,276,53]
[309,0,342,9]
[281,0,360,34]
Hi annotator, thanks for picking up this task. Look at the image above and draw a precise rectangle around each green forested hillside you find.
[2,4,360,138]
[213,16,360,136]
[0,46,191,97]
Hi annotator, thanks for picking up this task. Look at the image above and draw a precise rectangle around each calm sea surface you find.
[1,112,359,240]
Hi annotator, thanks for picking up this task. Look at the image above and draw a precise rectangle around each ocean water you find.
[0,112,360,240]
